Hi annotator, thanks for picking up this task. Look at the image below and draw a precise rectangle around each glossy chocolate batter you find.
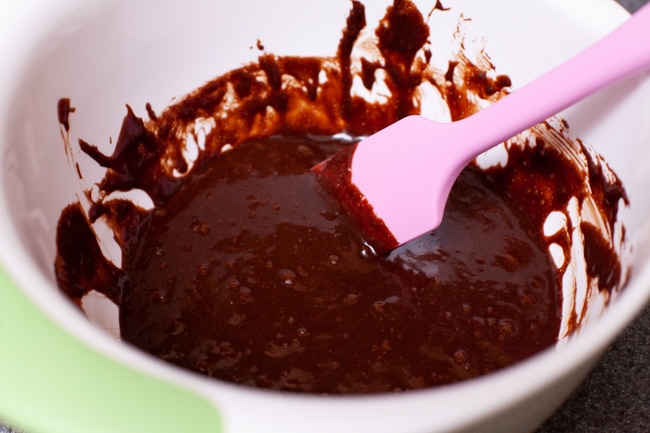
[54,0,627,394]
[117,136,559,393]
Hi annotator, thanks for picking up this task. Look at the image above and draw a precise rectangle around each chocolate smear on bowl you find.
[54,0,628,393]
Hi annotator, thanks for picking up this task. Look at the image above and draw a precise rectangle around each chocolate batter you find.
[54,0,627,394]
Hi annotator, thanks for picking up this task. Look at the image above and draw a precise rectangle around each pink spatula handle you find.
[461,2,650,154]
[323,3,650,252]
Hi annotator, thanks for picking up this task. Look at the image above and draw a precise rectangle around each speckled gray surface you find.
[536,305,649,432]
[1,0,648,432]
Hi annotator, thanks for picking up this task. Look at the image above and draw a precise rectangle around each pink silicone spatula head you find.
[313,3,650,254]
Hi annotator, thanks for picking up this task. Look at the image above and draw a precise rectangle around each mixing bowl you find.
[0,0,649,432]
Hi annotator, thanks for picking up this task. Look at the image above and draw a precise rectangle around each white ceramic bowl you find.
[0,1,649,432]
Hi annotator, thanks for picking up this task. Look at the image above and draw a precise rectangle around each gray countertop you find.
[536,304,649,432]
[1,0,648,432]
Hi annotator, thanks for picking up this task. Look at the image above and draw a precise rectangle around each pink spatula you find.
[313,3,650,254]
